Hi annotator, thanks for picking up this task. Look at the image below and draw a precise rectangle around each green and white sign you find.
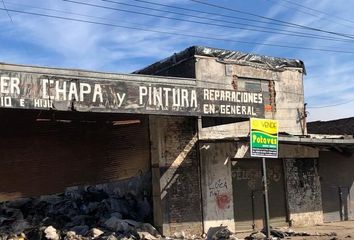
[250,118,278,158]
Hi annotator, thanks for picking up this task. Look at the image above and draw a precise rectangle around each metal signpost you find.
[250,118,279,239]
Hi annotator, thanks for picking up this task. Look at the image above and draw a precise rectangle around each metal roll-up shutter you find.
[232,158,287,231]
[319,151,354,222]
[0,112,150,201]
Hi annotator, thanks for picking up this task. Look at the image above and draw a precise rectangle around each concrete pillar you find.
[199,142,237,233]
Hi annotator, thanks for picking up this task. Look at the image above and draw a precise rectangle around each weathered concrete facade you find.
[136,46,333,233]
[197,141,322,231]
[194,55,305,139]
[192,50,315,230]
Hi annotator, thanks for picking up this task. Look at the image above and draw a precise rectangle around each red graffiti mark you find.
[216,193,231,210]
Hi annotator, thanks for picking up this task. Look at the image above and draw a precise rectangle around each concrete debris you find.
[0,186,158,240]
[213,228,231,240]
[111,212,123,219]
[137,231,157,240]
[11,220,30,235]
[207,226,231,240]
[290,232,311,237]
[44,226,60,240]
[106,234,118,240]
[205,226,238,240]
[137,223,158,236]
[228,235,238,240]
[245,228,341,239]
[66,231,79,240]
[70,225,89,236]
[104,217,130,232]
[267,229,287,238]
[245,231,266,240]
[89,228,104,238]
[173,231,186,239]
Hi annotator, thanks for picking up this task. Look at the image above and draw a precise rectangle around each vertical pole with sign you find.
[250,118,278,239]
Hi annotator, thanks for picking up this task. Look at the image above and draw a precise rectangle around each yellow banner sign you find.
[250,118,278,158]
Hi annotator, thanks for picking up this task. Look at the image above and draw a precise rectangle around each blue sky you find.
[0,0,354,121]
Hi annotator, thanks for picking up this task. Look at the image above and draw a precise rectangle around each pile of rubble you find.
[206,226,238,240]
[246,228,339,240]
[0,186,159,240]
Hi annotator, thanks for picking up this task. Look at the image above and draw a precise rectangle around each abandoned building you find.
[0,46,353,237]
[307,118,354,222]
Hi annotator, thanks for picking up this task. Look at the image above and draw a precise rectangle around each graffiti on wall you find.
[285,159,322,212]
[208,178,231,210]
[232,166,282,189]
[216,194,231,210]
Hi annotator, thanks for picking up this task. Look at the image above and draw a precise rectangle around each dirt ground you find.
[235,221,354,240]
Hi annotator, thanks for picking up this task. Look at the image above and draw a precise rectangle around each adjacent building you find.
[308,118,354,222]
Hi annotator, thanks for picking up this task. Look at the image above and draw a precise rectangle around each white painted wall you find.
[200,142,237,233]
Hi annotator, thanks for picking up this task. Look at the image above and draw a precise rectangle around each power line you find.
[2,4,353,112]
[189,0,354,40]
[265,0,320,18]
[5,1,120,22]
[5,1,344,48]
[98,0,354,40]
[99,0,319,38]
[281,0,354,26]
[5,0,208,36]
[1,0,13,23]
[2,7,354,54]
[264,0,354,31]
[308,99,354,109]
[5,1,354,52]
[63,0,354,43]
[132,0,319,31]
[2,1,256,43]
